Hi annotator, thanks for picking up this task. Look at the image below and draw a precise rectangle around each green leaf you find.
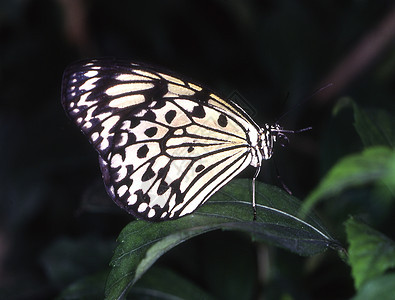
[105,179,340,299]
[345,217,395,290]
[332,99,395,148]
[303,146,395,213]
[352,273,395,300]
[353,103,395,148]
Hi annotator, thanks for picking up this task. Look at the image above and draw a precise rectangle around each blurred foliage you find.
[345,217,395,291]
[1,0,394,299]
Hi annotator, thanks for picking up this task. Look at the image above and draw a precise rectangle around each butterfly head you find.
[259,124,312,160]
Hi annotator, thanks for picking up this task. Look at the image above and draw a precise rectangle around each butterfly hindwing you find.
[62,59,260,220]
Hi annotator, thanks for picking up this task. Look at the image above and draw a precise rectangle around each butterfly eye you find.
[277,133,290,147]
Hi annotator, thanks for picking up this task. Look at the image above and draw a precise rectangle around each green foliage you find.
[105,180,339,299]
[345,217,395,290]
[303,146,395,213]
[352,103,395,148]
[304,103,395,299]
[304,100,395,214]
[352,273,395,300]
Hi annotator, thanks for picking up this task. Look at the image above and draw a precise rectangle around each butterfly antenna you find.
[294,126,313,133]
[271,126,313,142]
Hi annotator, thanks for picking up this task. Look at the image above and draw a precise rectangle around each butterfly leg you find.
[252,164,261,221]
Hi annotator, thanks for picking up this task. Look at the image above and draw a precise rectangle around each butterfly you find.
[61,58,289,221]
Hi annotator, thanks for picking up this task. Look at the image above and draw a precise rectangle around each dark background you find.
[1,0,394,299]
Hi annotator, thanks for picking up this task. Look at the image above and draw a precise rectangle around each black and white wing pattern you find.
[61,59,277,221]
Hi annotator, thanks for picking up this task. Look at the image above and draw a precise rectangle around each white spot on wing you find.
[173,99,199,113]
[85,107,96,121]
[118,185,128,197]
[174,129,183,135]
[105,82,154,96]
[116,74,152,81]
[138,202,148,212]
[76,92,95,107]
[99,138,109,150]
[127,194,137,205]
[100,115,120,139]
[108,94,145,108]
[111,153,123,168]
[115,166,127,182]
[116,132,128,147]
[168,193,177,217]
[83,121,92,129]
[167,83,195,96]
[91,132,99,141]
[134,69,161,79]
[148,209,156,218]
[84,70,98,78]
[151,155,170,172]
[120,120,131,130]
[80,77,99,91]
[159,73,184,85]
[148,101,157,108]
[189,83,202,91]
[134,109,147,117]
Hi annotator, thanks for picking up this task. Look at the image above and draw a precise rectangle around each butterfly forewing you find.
[62,59,261,221]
